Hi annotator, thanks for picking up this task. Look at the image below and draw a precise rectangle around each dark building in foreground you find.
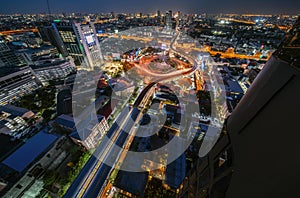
[0,129,59,196]
[178,18,300,198]
[225,17,300,198]
[1,130,58,173]
[165,153,186,189]
[114,171,148,198]
[56,87,72,116]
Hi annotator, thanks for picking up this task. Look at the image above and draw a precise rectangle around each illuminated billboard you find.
[86,35,95,44]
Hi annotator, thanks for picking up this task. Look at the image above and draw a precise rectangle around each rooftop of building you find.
[17,44,56,54]
[114,170,149,197]
[30,58,71,70]
[2,129,58,172]
[0,104,32,118]
[226,79,244,94]
[69,114,105,141]
[54,114,75,129]
[0,66,31,79]
[165,153,186,189]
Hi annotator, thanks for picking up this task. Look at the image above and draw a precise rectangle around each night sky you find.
[0,0,299,14]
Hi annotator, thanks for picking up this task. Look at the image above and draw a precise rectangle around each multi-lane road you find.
[64,32,199,198]
[64,107,140,198]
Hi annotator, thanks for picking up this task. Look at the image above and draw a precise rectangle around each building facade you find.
[0,37,27,67]
[31,58,76,85]
[74,22,103,70]
[52,22,85,66]
[70,114,109,149]
[0,66,42,105]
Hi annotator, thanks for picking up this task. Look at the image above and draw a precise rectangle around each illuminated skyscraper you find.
[74,22,102,69]
[52,22,85,66]
[37,22,68,57]
[41,21,102,69]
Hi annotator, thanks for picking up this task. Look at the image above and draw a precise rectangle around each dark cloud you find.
[0,0,299,14]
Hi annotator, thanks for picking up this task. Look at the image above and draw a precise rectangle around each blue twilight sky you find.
[0,0,299,14]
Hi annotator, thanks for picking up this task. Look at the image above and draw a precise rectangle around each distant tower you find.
[177,11,181,19]
[166,10,173,29]
[176,11,182,30]
[111,11,115,19]
[46,0,51,20]
[156,10,161,24]
[157,10,161,18]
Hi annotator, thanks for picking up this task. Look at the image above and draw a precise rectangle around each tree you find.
[43,170,57,186]
[42,109,54,121]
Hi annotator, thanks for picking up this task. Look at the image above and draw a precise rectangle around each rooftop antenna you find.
[47,0,51,20]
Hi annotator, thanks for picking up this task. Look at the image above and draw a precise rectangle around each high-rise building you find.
[37,22,68,57]
[52,22,85,66]
[111,11,115,19]
[74,22,103,69]
[39,21,102,69]
[175,11,181,30]
[31,58,76,85]
[56,87,72,116]
[157,10,161,18]
[0,37,27,67]
[177,11,181,18]
[69,114,109,149]
[166,10,173,29]
[0,66,42,105]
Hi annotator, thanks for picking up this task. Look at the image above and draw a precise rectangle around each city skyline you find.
[0,4,299,197]
[0,0,299,14]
